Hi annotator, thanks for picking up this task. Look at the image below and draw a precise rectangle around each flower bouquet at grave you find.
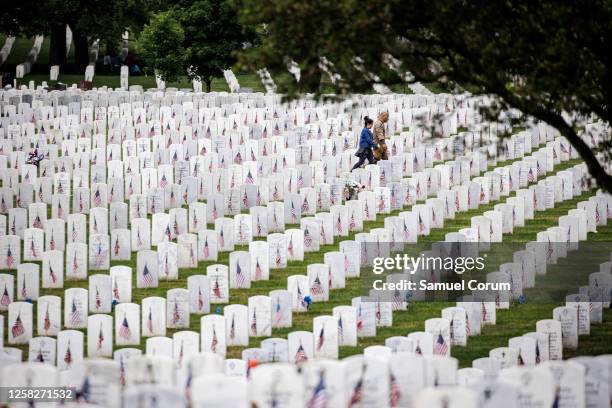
[344,180,364,201]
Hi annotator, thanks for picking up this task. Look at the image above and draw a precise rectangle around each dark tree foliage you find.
[237,0,612,191]
[1,0,167,69]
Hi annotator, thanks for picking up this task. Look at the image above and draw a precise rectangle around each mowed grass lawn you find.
[2,143,610,366]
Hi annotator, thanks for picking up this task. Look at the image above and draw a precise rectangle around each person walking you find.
[373,111,389,161]
[351,116,376,171]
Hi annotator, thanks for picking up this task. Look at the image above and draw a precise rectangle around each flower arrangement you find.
[344,180,365,201]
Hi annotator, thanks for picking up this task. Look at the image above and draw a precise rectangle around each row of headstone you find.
[1,346,609,407]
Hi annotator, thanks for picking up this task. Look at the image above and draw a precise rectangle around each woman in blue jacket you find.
[351,116,376,171]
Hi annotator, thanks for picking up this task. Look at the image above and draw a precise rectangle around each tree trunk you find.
[205,77,212,92]
[72,28,90,70]
[49,23,67,67]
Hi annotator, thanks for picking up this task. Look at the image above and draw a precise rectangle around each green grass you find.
[3,36,34,66]
[3,133,610,366]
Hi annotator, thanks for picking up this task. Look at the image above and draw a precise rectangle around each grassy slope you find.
[3,37,34,66]
[2,144,610,366]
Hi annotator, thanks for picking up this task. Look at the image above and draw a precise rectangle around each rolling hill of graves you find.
[0,34,611,408]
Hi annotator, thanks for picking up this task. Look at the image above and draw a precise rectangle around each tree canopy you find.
[137,12,186,83]
[136,0,256,91]
[237,0,612,192]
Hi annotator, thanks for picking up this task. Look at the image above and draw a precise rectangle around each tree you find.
[136,11,186,83]
[237,0,612,192]
[136,0,256,91]
[178,0,256,91]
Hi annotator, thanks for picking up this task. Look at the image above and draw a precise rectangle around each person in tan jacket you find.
[372,112,389,161]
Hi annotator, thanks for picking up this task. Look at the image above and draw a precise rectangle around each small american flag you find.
[142,263,154,286]
[113,279,120,301]
[434,332,448,355]
[275,298,282,323]
[1,284,10,306]
[311,275,324,295]
[33,215,43,229]
[119,314,132,340]
[64,342,72,366]
[197,287,205,311]
[211,326,218,352]
[375,302,382,324]
[338,315,344,339]
[172,302,181,325]
[236,262,246,288]
[47,264,57,284]
[93,189,102,206]
[245,170,254,184]
[392,290,403,310]
[528,168,535,182]
[21,279,26,299]
[219,229,225,249]
[348,371,364,407]
[357,305,363,333]
[290,203,297,223]
[297,286,307,309]
[316,327,325,351]
[147,307,154,334]
[203,238,210,259]
[301,197,309,213]
[275,248,282,267]
[389,373,401,407]
[250,308,258,336]
[349,214,357,231]
[418,214,426,235]
[304,228,313,248]
[95,287,101,310]
[230,314,236,339]
[164,255,170,278]
[70,299,81,325]
[213,278,222,299]
[364,202,370,219]
[255,259,263,280]
[97,323,105,350]
[336,214,342,235]
[30,240,38,258]
[72,253,79,275]
[114,238,120,256]
[378,196,385,213]
[6,246,14,269]
[11,313,24,338]
[160,174,168,188]
[119,357,126,387]
[295,342,308,363]
[43,304,51,333]
[287,237,294,258]
[307,372,328,408]
[481,302,487,322]
[415,341,423,355]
